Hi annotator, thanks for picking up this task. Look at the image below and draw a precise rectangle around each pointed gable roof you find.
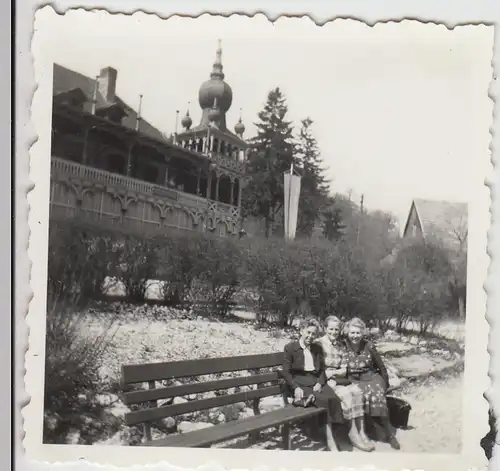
[403,198,468,250]
[52,63,165,141]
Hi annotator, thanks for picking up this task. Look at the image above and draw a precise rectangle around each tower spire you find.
[211,39,224,80]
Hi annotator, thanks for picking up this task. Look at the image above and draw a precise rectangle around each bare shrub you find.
[44,297,121,443]
[115,235,160,302]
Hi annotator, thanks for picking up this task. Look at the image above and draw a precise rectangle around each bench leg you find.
[324,422,339,452]
[282,423,291,450]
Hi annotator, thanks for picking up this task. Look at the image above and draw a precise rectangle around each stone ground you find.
[69,302,465,453]
[214,373,463,454]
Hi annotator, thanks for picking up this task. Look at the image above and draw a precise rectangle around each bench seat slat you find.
[144,406,326,448]
[123,372,280,405]
[125,385,282,426]
[122,353,284,385]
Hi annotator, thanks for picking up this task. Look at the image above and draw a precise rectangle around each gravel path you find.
[79,305,464,452]
[235,373,463,453]
[390,373,463,453]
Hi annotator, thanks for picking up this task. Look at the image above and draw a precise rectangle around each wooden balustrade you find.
[51,157,238,216]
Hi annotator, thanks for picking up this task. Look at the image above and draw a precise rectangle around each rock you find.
[219,403,246,421]
[384,330,399,341]
[239,407,254,419]
[203,391,217,400]
[162,417,176,432]
[401,336,409,343]
[173,397,188,405]
[178,421,214,434]
[259,396,283,412]
[420,340,428,347]
[95,393,119,407]
[208,410,226,423]
[97,430,123,446]
[108,402,130,420]
[119,426,143,446]
[44,415,58,431]
[67,429,81,445]
[187,394,198,400]
[409,336,419,346]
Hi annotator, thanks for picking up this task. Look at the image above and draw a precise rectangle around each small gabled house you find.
[402,198,468,253]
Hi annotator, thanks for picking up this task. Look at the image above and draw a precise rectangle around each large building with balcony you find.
[50,42,255,237]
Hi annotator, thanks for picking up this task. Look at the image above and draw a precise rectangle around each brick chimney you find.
[99,67,117,103]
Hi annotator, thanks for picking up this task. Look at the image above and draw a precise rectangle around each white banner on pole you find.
[284,171,301,240]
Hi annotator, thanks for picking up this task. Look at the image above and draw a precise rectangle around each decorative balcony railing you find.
[51,157,240,214]
[51,157,179,199]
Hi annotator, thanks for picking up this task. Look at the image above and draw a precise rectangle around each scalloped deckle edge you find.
[18,6,497,471]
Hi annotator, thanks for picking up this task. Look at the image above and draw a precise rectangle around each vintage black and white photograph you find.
[24,8,493,471]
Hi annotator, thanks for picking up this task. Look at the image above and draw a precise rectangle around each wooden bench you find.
[121,352,336,449]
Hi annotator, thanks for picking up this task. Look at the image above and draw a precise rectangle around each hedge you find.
[47,220,461,330]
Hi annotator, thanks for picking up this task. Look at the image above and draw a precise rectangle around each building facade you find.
[50,42,253,237]
[402,198,468,253]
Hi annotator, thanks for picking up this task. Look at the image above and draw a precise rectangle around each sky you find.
[34,10,494,227]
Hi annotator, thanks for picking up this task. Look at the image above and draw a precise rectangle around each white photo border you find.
[15,2,500,471]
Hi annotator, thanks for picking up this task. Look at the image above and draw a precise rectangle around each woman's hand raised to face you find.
[313,382,322,393]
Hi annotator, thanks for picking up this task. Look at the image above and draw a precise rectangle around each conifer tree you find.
[243,88,299,237]
[322,207,346,241]
[295,118,330,236]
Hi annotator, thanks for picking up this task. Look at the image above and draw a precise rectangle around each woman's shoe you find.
[387,435,401,450]
[349,431,374,452]
[360,437,376,451]
[359,429,374,445]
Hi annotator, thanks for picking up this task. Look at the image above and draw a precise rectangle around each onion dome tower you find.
[234,109,245,137]
[198,40,233,130]
[181,106,192,130]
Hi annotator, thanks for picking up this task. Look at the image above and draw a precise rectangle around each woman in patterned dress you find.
[316,316,374,452]
[343,317,401,450]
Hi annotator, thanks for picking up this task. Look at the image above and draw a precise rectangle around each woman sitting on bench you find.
[316,316,374,452]
[343,317,400,450]
[282,318,343,450]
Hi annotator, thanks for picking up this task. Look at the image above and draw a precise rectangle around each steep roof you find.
[52,63,165,141]
[404,198,468,250]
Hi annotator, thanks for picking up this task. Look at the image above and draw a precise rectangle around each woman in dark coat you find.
[282,318,343,450]
[343,317,400,450]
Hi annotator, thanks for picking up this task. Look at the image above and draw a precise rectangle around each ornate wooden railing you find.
[51,157,179,199]
[50,157,241,232]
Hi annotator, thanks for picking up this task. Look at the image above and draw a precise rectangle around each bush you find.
[115,235,160,302]
[157,234,201,307]
[193,236,243,317]
[47,220,461,335]
[43,297,121,444]
[47,223,116,305]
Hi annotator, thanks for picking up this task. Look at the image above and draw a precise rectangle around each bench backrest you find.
[122,352,286,427]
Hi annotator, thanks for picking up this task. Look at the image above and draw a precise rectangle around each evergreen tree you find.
[243,88,299,237]
[322,207,346,241]
[295,118,330,236]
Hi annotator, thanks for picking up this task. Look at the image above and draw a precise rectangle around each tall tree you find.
[295,118,330,236]
[243,88,298,237]
[322,207,345,241]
